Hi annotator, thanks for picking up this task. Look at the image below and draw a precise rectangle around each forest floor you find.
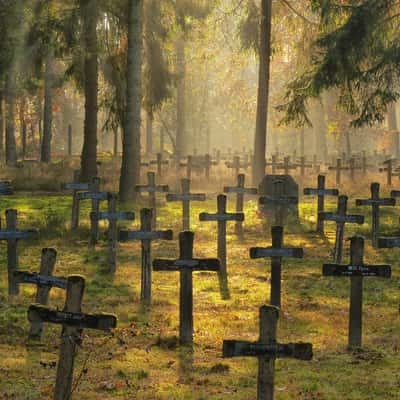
[0,180,399,399]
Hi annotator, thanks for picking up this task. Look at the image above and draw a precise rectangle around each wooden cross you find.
[259,180,298,225]
[328,158,348,185]
[224,174,258,235]
[223,305,313,400]
[320,195,364,263]
[28,275,117,400]
[0,209,38,295]
[119,208,173,304]
[225,155,241,177]
[14,248,66,340]
[348,156,362,181]
[149,153,169,177]
[355,183,395,247]
[166,178,206,231]
[323,236,391,349]
[202,154,217,179]
[276,156,297,175]
[265,154,278,174]
[199,194,244,298]
[90,193,135,273]
[294,156,312,177]
[153,231,220,345]
[180,155,194,179]
[379,159,395,185]
[303,175,339,234]
[136,171,169,229]
[250,226,303,307]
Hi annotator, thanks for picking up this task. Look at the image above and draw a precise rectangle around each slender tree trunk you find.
[119,0,143,201]
[388,103,399,158]
[19,98,26,159]
[0,89,4,153]
[80,0,98,181]
[175,34,186,158]
[146,112,153,155]
[5,71,17,166]
[252,0,272,185]
[313,96,328,162]
[41,54,54,162]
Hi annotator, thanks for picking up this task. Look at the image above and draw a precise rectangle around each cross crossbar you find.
[323,264,391,278]
[0,229,38,240]
[14,271,67,289]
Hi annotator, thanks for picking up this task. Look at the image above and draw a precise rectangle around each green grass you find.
[0,186,399,399]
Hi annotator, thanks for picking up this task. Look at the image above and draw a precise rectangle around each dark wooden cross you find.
[119,208,173,304]
[320,195,364,263]
[259,180,298,226]
[0,209,38,295]
[323,236,391,349]
[355,183,395,247]
[77,178,109,246]
[303,175,339,234]
[166,178,206,231]
[250,226,303,307]
[153,231,220,345]
[328,158,348,185]
[224,174,258,235]
[223,305,313,400]
[90,193,135,273]
[0,181,13,195]
[276,156,297,175]
[136,171,169,229]
[28,275,117,400]
[149,153,169,177]
[14,248,66,340]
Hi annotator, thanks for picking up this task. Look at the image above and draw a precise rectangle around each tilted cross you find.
[323,236,391,349]
[14,248,66,340]
[0,209,38,295]
[355,183,395,247]
[303,175,339,234]
[119,208,173,304]
[166,178,206,231]
[224,174,258,235]
[223,305,313,400]
[136,171,169,229]
[90,193,135,272]
[328,158,348,185]
[153,231,220,345]
[28,275,117,400]
[250,226,303,307]
[320,195,364,263]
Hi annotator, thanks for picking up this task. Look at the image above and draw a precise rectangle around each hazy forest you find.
[0,0,400,399]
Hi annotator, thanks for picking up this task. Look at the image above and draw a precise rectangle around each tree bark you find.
[41,54,54,162]
[80,0,98,181]
[5,70,17,166]
[0,89,4,153]
[119,0,143,201]
[19,98,26,159]
[252,0,272,185]
[175,34,186,158]
[146,111,153,155]
[313,96,328,162]
[388,103,399,158]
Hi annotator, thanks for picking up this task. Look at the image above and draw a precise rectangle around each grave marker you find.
[250,226,303,307]
[153,231,220,345]
[323,236,391,348]
[223,305,313,400]
[226,155,241,177]
[379,159,394,185]
[276,156,297,175]
[149,153,168,177]
[328,158,348,185]
[28,276,117,400]
[119,208,173,303]
[64,170,88,230]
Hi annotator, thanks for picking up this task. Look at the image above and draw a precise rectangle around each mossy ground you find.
[0,176,399,399]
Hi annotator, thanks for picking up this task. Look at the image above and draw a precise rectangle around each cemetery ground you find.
[0,185,399,399]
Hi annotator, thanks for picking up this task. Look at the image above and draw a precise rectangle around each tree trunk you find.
[119,0,143,201]
[252,0,272,185]
[0,90,4,153]
[313,96,328,162]
[41,54,54,163]
[175,34,186,158]
[19,98,26,159]
[80,0,98,181]
[5,70,17,166]
[146,112,153,155]
[388,103,399,158]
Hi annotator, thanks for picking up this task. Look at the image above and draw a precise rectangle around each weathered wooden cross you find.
[223,305,313,400]
[0,209,38,295]
[180,155,194,179]
[294,156,312,177]
[328,158,348,185]
[166,178,206,231]
[265,154,278,174]
[379,159,395,185]
[276,156,297,175]
[224,174,258,235]
[303,175,339,234]
[153,231,220,345]
[320,195,364,263]
[250,226,303,307]
[136,171,169,229]
[28,275,117,400]
[355,183,395,247]
[149,153,169,177]
[323,236,391,349]
[225,155,241,177]
[90,193,135,272]
[119,208,173,304]
[14,248,66,340]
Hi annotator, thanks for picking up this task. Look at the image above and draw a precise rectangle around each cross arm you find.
[14,271,67,289]
[0,229,39,240]
[250,247,303,259]
[136,185,169,193]
[319,212,364,224]
[119,229,173,241]
[377,237,400,248]
[77,192,109,201]
[323,263,391,278]
[355,198,395,206]
[166,193,206,202]
[259,196,298,205]
[223,186,258,195]
[153,258,220,271]
[64,183,90,191]
[303,188,339,196]
[390,190,400,198]
[28,305,117,331]
[199,212,245,222]
[222,340,313,360]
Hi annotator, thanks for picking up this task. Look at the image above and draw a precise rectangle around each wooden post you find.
[68,124,72,157]
[107,194,118,272]
[6,209,18,295]
[90,177,101,246]
[71,170,83,230]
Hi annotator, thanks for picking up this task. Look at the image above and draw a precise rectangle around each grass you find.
[0,180,399,399]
